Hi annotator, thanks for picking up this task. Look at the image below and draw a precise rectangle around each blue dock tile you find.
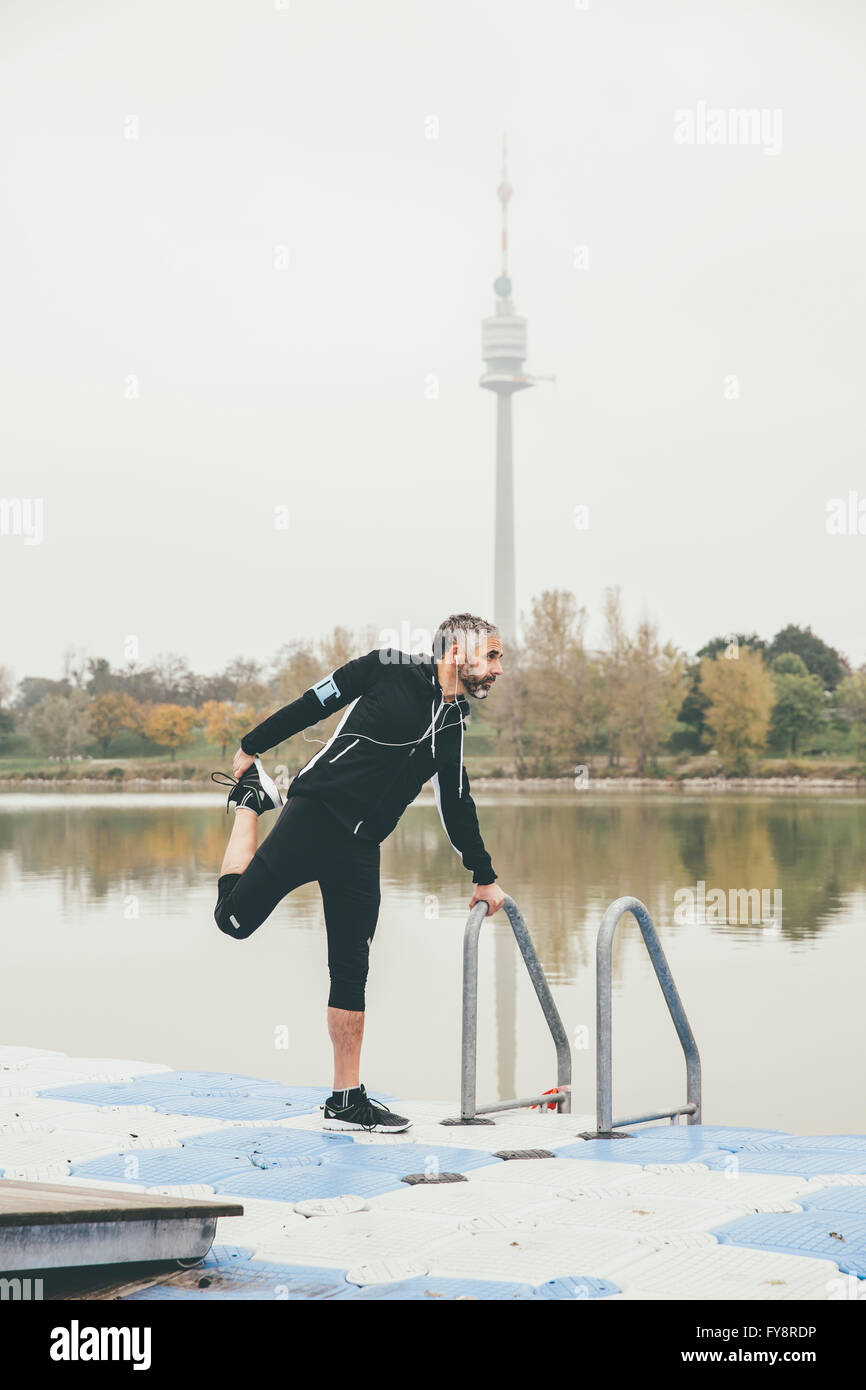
[701,1150,866,1178]
[149,1072,287,1093]
[213,1163,405,1202]
[711,1212,866,1278]
[152,1077,394,1110]
[152,1095,300,1122]
[37,1080,180,1107]
[533,1275,620,1300]
[727,1134,866,1154]
[335,1277,543,1300]
[318,1144,501,1176]
[798,1187,866,1217]
[555,1138,728,1166]
[181,1128,351,1160]
[124,1262,350,1300]
[70,1147,263,1186]
[638,1125,790,1150]
[197,1244,256,1266]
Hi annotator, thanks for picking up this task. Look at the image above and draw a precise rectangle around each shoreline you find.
[1,775,864,794]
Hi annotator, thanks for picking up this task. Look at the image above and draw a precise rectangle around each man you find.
[212,613,506,1133]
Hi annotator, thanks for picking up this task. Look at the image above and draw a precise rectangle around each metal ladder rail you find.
[596,895,701,1134]
[449,895,572,1123]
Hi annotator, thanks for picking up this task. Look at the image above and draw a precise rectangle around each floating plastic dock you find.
[1,1045,865,1300]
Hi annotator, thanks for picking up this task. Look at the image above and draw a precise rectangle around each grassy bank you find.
[0,746,864,788]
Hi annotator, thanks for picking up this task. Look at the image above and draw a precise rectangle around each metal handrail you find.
[596,895,701,1134]
[447,895,572,1123]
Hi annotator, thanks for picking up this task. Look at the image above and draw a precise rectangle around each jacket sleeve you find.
[433,727,497,885]
[240,648,384,756]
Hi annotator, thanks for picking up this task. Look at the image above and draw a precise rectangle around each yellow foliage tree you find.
[700,648,774,773]
[89,691,143,757]
[625,618,687,775]
[144,704,200,761]
[200,700,256,759]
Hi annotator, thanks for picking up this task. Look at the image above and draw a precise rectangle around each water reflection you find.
[0,791,863,1131]
[2,791,864,945]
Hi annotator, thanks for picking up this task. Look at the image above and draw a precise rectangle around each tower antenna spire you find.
[498,133,511,279]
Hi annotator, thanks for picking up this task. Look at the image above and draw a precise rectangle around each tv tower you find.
[480,139,550,647]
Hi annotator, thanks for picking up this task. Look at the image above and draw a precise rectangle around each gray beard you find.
[459,663,492,699]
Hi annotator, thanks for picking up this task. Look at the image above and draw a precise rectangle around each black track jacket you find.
[240,648,497,884]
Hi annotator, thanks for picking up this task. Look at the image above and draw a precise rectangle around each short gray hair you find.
[433,613,499,662]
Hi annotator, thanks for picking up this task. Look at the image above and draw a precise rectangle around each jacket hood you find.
[410,652,469,710]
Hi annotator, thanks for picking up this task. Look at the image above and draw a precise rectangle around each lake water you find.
[1,789,864,1134]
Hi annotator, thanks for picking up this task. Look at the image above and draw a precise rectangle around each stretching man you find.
[212,614,506,1133]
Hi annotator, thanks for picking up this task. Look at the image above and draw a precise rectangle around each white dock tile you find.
[50,1176,149,1193]
[216,1197,307,1251]
[544,1192,749,1234]
[0,1130,132,1166]
[619,1169,812,1212]
[427,1226,652,1283]
[806,1174,866,1188]
[368,1180,570,1230]
[469,1157,642,1192]
[617,1244,846,1300]
[256,1210,463,1269]
[409,1115,596,1153]
[63,1111,226,1143]
[344,1132,417,1147]
[2,1163,72,1181]
[0,1066,133,1087]
[12,1056,171,1080]
[346,1259,431,1285]
[0,1098,118,1124]
[293,1195,370,1217]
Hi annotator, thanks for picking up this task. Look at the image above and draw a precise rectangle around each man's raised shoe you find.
[211,757,283,815]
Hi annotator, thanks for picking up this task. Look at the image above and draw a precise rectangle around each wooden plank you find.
[0,1180,243,1226]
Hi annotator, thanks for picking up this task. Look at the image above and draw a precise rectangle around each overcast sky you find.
[2,0,864,683]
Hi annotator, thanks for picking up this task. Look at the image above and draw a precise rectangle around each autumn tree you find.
[597,587,631,768]
[144,704,200,760]
[149,653,197,705]
[319,625,357,674]
[699,648,774,773]
[485,641,530,777]
[518,589,591,776]
[28,692,93,765]
[272,639,320,707]
[89,691,143,756]
[624,619,687,774]
[675,634,766,751]
[200,700,257,759]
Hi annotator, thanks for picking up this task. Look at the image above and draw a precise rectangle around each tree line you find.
[486,590,864,776]
[1,598,865,775]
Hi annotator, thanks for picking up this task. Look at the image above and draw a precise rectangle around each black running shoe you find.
[211,758,283,815]
[322,1084,411,1133]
